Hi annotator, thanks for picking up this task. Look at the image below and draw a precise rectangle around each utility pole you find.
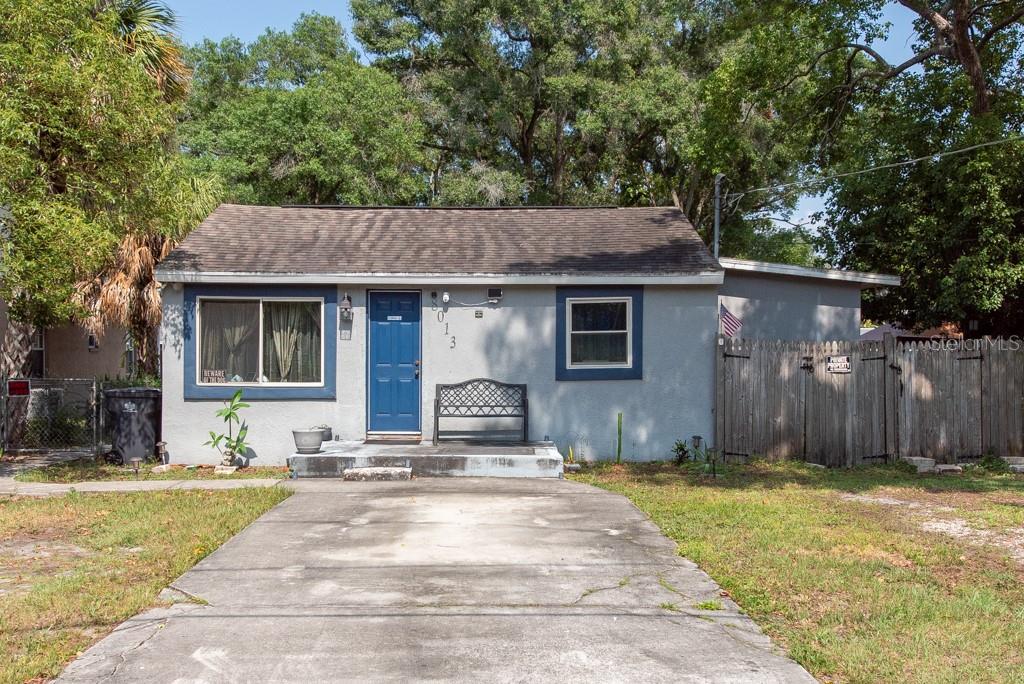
[713,173,724,260]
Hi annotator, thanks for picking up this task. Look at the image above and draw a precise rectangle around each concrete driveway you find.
[59,479,813,683]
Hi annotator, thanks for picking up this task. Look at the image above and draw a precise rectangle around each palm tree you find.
[98,0,190,101]
[71,2,217,375]
[75,174,222,376]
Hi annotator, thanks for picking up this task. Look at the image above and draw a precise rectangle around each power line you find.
[730,134,1024,200]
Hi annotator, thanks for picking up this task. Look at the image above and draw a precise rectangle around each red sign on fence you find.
[7,379,30,396]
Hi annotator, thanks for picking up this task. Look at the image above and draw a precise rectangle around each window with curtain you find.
[198,298,323,385]
[262,301,322,383]
[567,298,632,367]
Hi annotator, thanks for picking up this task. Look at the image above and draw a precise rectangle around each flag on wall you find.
[720,304,742,337]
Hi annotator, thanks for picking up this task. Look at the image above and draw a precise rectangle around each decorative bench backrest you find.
[433,378,528,443]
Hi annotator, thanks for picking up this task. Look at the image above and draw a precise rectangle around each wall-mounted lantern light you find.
[340,293,353,321]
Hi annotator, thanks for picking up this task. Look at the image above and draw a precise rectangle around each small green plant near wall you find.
[672,439,690,465]
[979,452,1010,473]
[204,389,251,466]
[616,413,623,464]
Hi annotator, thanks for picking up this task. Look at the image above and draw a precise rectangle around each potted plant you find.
[312,424,333,442]
[292,428,323,454]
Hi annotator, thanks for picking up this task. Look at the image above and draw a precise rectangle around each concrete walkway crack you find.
[165,584,211,606]
[567,575,631,606]
[99,619,167,683]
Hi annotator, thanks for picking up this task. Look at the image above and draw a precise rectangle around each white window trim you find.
[565,296,633,370]
[196,295,326,388]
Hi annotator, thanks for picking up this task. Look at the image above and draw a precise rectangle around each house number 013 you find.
[437,313,456,348]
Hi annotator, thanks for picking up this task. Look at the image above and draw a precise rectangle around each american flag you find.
[720,304,742,337]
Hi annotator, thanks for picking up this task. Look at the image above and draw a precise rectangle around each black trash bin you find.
[104,388,161,464]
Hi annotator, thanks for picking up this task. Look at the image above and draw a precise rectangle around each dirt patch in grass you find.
[841,490,1024,565]
[574,461,1024,683]
[15,458,289,483]
[0,487,290,683]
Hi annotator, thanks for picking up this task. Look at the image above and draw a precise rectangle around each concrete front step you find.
[1010,464,1024,474]
[1004,457,1024,466]
[290,449,564,479]
[342,467,412,481]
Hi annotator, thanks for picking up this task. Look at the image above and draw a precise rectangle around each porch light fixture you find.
[340,293,353,321]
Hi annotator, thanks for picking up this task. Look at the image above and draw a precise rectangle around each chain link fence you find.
[1,378,100,453]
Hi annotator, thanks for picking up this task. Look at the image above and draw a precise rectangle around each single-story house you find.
[0,299,134,379]
[155,204,898,464]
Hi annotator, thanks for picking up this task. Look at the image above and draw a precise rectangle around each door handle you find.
[415,360,421,379]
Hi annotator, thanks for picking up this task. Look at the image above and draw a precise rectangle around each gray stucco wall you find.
[718,272,863,341]
[160,283,718,465]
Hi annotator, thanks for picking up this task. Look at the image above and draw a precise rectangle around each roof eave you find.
[719,257,900,288]
[154,269,725,286]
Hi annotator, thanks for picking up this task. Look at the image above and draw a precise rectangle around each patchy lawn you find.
[0,487,290,683]
[574,461,1024,684]
[15,458,289,483]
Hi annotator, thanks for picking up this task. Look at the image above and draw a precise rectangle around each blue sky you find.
[170,0,354,46]
[170,1,919,58]
[168,1,920,222]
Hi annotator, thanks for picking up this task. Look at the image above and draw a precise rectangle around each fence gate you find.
[2,378,99,453]
[895,342,984,463]
[802,340,891,467]
[716,337,893,465]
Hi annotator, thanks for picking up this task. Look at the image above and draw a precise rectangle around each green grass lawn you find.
[15,458,289,483]
[0,487,290,683]
[574,461,1024,684]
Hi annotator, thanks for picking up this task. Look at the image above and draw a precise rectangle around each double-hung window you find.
[197,297,324,386]
[556,287,643,381]
[566,298,632,368]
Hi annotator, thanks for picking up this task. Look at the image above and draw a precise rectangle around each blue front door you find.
[368,291,421,432]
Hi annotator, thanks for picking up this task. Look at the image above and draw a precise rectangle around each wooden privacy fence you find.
[715,335,1024,466]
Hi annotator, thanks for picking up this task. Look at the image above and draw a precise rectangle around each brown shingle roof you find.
[159,204,720,277]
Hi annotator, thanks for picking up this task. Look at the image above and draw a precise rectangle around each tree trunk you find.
[0,320,34,378]
[952,0,991,114]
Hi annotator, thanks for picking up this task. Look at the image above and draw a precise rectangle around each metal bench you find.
[433,378,528,445]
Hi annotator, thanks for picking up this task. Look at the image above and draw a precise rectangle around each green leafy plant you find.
[979,452,1010,474]
[672,440,690,465]
[203,389,251,466]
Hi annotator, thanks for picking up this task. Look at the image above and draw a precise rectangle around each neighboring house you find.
[0,299,134,379]
[155,204,898,464]
[718,258,901,341]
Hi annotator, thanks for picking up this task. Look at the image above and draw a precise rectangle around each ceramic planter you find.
[292,429,323,454]
[317,427,333,442]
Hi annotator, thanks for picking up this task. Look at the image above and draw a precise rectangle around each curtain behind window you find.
[200,301,259,382]
[263,301,321,383]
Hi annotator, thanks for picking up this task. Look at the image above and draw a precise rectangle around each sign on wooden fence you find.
[715,335,1023,466]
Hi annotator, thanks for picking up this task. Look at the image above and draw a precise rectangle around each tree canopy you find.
[0,0,177,328]
[351,0,819,262]
[4,0,1023,343]
[735,0,1024,332]
[179,14,426,206]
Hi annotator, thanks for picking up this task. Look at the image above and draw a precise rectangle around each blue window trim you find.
[556,286,643,381]
[184,284,337,400]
